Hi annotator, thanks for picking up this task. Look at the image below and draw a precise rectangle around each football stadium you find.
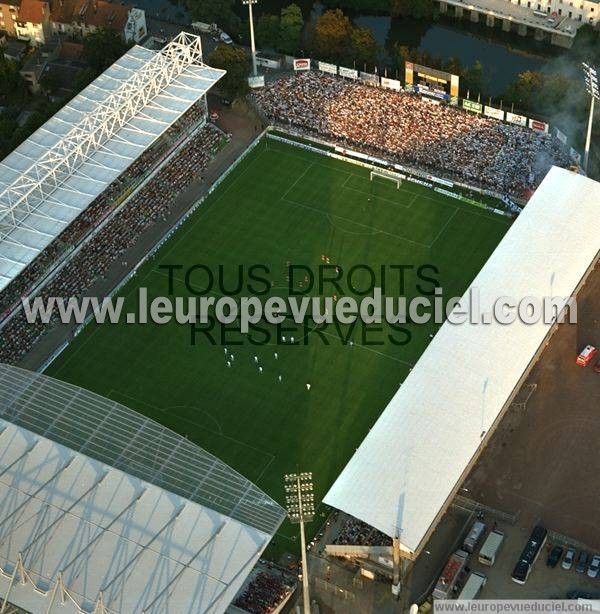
[0,27,599,614]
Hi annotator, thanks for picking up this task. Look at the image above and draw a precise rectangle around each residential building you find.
[51,0,146,42]
[14,0,51,44]
[509,0,599,24]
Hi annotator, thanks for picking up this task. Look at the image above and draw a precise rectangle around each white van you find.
[457,572,487,599]
[463,521,487,553]
[478,530,505,566]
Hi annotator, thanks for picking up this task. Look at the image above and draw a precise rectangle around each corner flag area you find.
[45,136,509,557]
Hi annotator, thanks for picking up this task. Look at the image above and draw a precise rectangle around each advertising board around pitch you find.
[506,111,527,127]
[529,118,549,133]
[318,61,337,75]
[360,71,379,86]
[339,66,359,79]
[463,99,482,114]
[293,58,310,71]
[484,105,505,121]
[381,77,401,91]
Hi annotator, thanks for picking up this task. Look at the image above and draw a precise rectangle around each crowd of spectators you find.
[0,102,207,317]
[333,516,392,547]
[233,572,293,614]
[0,123,225,364]
[252,72,569,197]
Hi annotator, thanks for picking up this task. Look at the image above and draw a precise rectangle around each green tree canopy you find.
[256,14,280,49]
[208,44,250,102]
[390,0,434,19]
[351,26,378,67]
[39,72,61,94]
[462,60,484,97]
[503,70,543,109]
[187,0,239,33]
[278,4,304,55]
[444,56,462,76]
[82,29,130,73]
[503,70,583,117]
[0,55,29,107]
[323,0,388,9]
[309,9,353,62]
[570,24,600,64]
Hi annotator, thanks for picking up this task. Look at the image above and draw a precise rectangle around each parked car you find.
[576,551,589,573]
[547,545,564,567]
[219,31,233,45]
[594,361,600,374]
[588,555,600,578]
[562,548,575,570]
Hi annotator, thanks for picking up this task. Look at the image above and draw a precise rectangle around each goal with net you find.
[369,169,403,189]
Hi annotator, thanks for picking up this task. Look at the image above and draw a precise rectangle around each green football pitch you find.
[46,137,510,557]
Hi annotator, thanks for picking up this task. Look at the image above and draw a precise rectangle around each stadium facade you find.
[0,32,224,294]
[325,167,600,558]
[0,364,286,613]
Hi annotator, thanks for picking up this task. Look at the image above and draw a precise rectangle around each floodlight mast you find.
[242,0,258,77]
[284,472,315,614]
[582,62,599,174]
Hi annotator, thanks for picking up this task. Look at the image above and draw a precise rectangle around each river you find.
[354,15,555,97]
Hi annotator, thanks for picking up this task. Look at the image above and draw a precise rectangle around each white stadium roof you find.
[325,167,600,556]
[0,32,225,294]
[0,364,285,613]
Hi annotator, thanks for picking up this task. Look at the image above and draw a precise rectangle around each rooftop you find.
[0,364,285,613]
[17,0,48,24]
[0,33,225,293]
[324,168,600,556]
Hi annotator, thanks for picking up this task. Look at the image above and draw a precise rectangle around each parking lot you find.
[463,258,600,550]
[309,259,600,607]
[413,259,600,601]
[411,510,600,602]
[473,522,600,599]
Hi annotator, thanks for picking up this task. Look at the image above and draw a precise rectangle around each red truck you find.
[576,345,598,367]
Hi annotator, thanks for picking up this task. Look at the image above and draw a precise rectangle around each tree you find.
[502,71,583,118]
[74,67,97,92]
[256,14,280,49]
[570,24,600,64]
[208,44,250,101]
[391,0,434,19]
[463,60,484,97]
[351,26,377,67]
[324,0,388,9]
[187,0,239,33]
[412,0,434,19]
[40,72,61,94]
[0,55,29,107]
[503,70,543,109]
[83,29,129,73]
[278,4,304,55]
[395,44,411,65]
[309,9,352,62]
[390,0,414,18]
[444,56,462,77]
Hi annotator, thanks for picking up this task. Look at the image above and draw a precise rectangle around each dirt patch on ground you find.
[465,258,600,549]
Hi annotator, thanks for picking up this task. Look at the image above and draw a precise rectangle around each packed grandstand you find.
[0,28,594,614]
[0,119,225,364]
[1,66,574,366]
[252,72,569,198]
